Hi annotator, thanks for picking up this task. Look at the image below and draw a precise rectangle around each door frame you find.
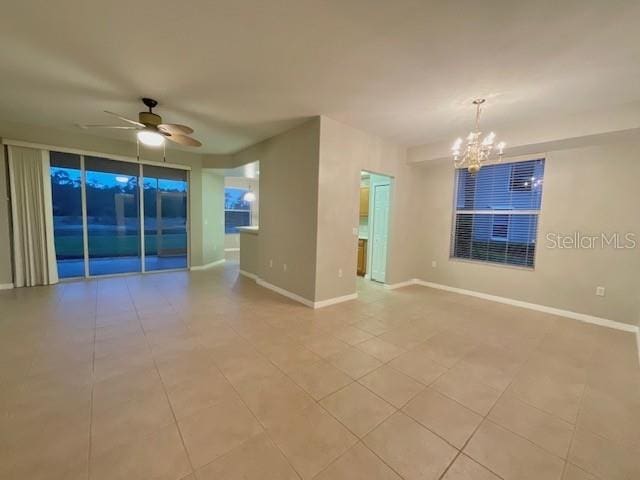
[360,170,393,285]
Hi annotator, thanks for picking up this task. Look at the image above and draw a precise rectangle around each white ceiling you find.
[1,1,639,154]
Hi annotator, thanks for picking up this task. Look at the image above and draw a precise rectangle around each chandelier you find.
[452,99,505,174]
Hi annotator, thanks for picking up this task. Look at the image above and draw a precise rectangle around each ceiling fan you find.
[78,98,202,147]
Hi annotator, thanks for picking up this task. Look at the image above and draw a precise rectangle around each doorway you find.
[357,171,392,284]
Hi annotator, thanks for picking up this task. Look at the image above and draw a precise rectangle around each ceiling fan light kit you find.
[137,129,165,147]
[78,97,202,157]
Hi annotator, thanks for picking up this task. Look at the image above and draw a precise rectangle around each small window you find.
[224,187,251,233]
[452,159,545,268]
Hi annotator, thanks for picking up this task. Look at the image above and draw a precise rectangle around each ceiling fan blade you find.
[158,123,194,135]
[77,123,139,130]
[104,111,145,127]
[166,134,202,147]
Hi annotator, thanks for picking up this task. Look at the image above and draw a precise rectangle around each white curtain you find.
[8,145,59,287]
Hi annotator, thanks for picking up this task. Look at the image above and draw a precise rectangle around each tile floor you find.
[1,257,639,480]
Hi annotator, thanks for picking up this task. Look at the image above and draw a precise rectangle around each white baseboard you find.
[256,278,315,308]
[385,278,638,334]
[253,277,357,309]
[190,259,225,271]
[0,283,14,290]
[384,279,418,290]
[314,293,358,308]
[225,248,240,252]
[239,269,259,280]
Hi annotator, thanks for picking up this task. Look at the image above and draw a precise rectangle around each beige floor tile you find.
[195,432,299,480]
[332,325,374,345]
[456,344,526,391]
[569,427,640,480]
[352,317,393,336]
[178,395,263,468]
[166,370,238,420]
[418,331,479,368]
[359,365,425,408]
[403,388,482,448]
[562,463,598,480]
[90,423,191,480]
[441,454,501,480]
[431,367,501,415]
[93,349,156,382]
[464,420,565,480]
[577,385,640,449]
[356,337,405,362]
[263,343,322,373]
[364,412,457,480]
[91,390,175,455]
[3,266,639,480]
[377,324,433,350]
[234,371,315,427]
[92,366,165,413]
[320,382,396,437]
[288,360,353,400]
[314,442,402,480]
[267,403,358,479]
[327,347,382,379]
[302,334,350,359]
[5,418,89,480]
[388,349,448,385]
[215,350,281,386]
[489,393,574,458]
[507,368,584,424]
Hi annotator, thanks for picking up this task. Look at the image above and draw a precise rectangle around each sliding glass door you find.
[84,156,141,276]
[50,152,85,278]
[49,152,189,278]
[143,166,188,271]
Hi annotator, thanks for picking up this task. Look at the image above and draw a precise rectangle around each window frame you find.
[449,158,545,270]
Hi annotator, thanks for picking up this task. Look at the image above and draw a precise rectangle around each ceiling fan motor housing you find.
[139,111,162,128]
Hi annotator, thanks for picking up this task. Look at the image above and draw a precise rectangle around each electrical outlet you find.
[269,259,273,268]
[338,268,343,278]
[431,260,437,268]
[595,286,605,297]
[283,264,287,272]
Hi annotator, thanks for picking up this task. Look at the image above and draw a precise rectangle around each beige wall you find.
[0,121,223,282]
[200,171,225,266]
[232,118,320,301]
[315,116,416,301]
[239,230,259,276]
[413,141,640,326]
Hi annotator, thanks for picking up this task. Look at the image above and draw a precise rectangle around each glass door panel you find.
[143,165,188,271]
[50,152,84,278]
[84,156,141,275]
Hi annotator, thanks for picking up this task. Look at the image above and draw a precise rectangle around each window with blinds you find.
[224,187,252,233]
[451,159,545,268]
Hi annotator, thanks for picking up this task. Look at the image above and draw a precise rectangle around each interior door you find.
[371,183,390,283]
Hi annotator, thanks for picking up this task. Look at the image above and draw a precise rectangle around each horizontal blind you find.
[452,159,545,268]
